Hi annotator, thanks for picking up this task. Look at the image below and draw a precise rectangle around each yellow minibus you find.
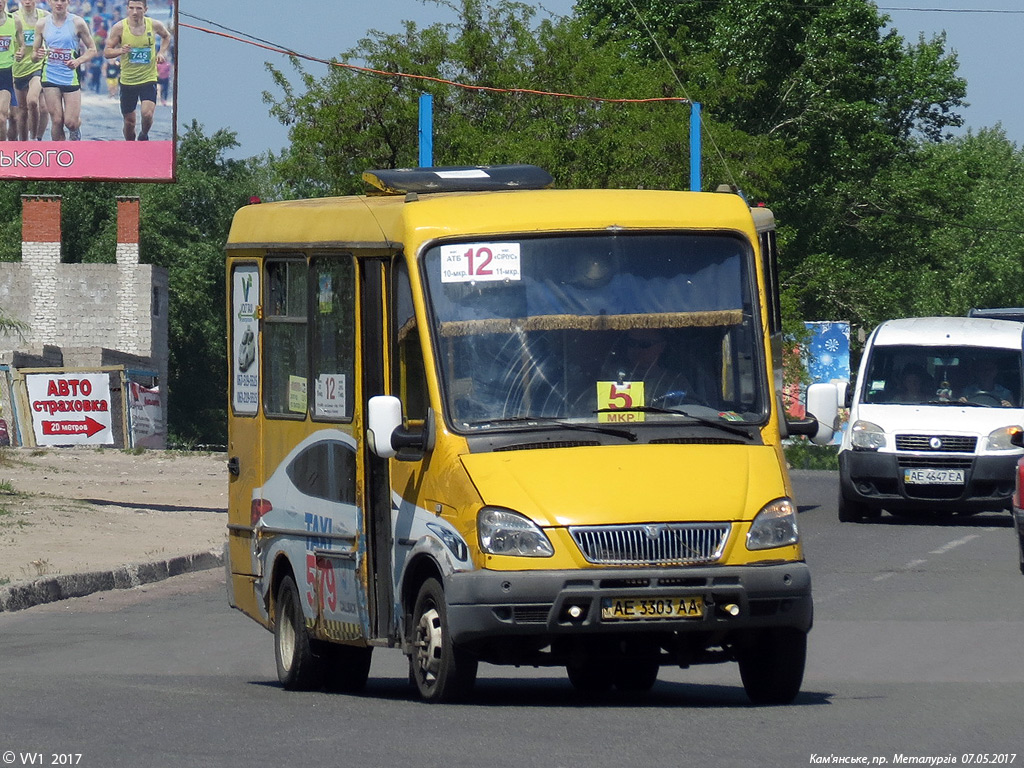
[224,165,837,703]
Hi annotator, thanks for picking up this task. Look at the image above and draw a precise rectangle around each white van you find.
[838,316,1024,521]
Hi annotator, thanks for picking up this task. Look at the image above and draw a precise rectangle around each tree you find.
[142,121,265,445]
[263,0,724,194]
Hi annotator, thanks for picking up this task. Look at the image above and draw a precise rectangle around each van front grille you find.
[569,523,730,566]
[895,434,977,453]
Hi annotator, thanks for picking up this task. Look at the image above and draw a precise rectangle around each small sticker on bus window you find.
[596,381,646,423]
[440,243,521,283]
[289,375,308,413]
[315,374,347,418]
[871,380,886,390]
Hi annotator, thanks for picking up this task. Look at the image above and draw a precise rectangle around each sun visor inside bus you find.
[362,165,554,195]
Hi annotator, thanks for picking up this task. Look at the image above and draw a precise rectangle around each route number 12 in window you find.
[440,242,522,283]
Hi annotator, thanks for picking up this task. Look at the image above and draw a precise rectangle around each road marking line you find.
[929,534,979,555]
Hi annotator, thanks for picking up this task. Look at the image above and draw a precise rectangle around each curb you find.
[0,550,224,613]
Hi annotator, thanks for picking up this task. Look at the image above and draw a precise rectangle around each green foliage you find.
[141,121,264,445]
[783,439,839,471]
[0,0,1015,449]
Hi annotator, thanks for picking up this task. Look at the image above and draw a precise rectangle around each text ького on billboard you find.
[0,2,177,181]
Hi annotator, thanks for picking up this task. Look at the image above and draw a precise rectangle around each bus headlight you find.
[746,498,799,551]
[478,507,554,557]
[851,420,886,451]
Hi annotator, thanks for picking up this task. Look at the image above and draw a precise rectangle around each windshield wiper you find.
[466,416,638,442]
[594,406,752,438]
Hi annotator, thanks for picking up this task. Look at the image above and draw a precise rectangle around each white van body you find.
[838,316,1024,521]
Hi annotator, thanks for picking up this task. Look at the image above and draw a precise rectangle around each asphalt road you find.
[0,470,1021,768]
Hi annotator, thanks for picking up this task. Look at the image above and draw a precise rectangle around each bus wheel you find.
[323,644,373,693]
[737,627,806,705]
[410,578,477,702]
[613,658,660,692]
[566,660,612,695]
[274,574,323,691]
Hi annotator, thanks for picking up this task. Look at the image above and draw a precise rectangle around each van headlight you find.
[746,498,799,551]
[988,425,1024,451]
[851,420,886,451]
[478,507,554,557]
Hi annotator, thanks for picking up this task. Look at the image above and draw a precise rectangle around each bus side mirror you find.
[367,395,435,461]
[785,382,839,445]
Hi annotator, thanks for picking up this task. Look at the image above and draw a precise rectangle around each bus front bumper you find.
[443,562,812,645]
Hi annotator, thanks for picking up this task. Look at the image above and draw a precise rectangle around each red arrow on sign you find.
[42,417,106,437]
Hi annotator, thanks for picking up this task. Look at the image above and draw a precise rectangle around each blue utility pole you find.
[419,94,433,168]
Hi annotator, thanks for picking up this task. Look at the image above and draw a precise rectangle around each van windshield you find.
[421,233,767,431]
[862,344,1023,407]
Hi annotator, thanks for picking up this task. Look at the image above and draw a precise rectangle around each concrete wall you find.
[0,195,169,448]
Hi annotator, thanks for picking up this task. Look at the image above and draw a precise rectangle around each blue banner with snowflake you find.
[805,321,851,385]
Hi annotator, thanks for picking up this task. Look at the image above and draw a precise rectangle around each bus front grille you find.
[569,523,730,566]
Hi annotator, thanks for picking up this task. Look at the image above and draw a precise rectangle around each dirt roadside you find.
[0,447,227,587]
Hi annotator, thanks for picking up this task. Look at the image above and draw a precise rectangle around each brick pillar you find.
[115,196,140,265]
[116,197,142,354]
[21,195,62,347]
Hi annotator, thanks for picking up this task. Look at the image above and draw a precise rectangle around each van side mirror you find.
[367,395,435,460]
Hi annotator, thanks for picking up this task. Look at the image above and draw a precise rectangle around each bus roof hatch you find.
[362,165,554,195]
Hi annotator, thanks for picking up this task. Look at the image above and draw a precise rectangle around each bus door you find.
[360,256,396,642]
[258,253,369,643]
[363,254,435,643]
[227,261,263,613]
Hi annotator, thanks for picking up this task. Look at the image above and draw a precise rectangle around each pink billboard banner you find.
[0,141,174,181]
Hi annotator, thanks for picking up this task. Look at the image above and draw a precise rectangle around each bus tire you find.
[566,660,612,695]
[613,658,660,692]
[410,578,477,702]
[323,644,373,693]
[274,574,323,691]
[737,627,806,705]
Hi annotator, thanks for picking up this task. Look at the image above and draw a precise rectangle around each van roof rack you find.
[362,165,554,195]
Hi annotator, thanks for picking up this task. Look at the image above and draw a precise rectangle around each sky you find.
[175,1,1024,161]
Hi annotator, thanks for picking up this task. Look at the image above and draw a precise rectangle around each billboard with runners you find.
[0,0,176,181]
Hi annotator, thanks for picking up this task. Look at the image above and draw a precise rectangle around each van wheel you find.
[274,575,323,691]
[737,627,806,705]
[838,493,869,523]
[566,660,612,695]
[322,644,373,693]
[410,578,477,702]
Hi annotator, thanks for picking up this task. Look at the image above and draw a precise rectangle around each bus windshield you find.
[421,232,767,431]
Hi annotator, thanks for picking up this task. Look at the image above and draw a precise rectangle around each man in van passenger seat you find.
[958,358,1013,407]
[892,364,933,404]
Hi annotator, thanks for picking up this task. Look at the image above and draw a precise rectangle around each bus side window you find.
[311,256,356,421]
[264,258,309,417]
[394,258,428,420]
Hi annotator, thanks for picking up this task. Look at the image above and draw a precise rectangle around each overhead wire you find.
[177,12,688,105]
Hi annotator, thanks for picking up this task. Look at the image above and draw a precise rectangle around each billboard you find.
[25,372,115,446]
[0,0,177,181]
